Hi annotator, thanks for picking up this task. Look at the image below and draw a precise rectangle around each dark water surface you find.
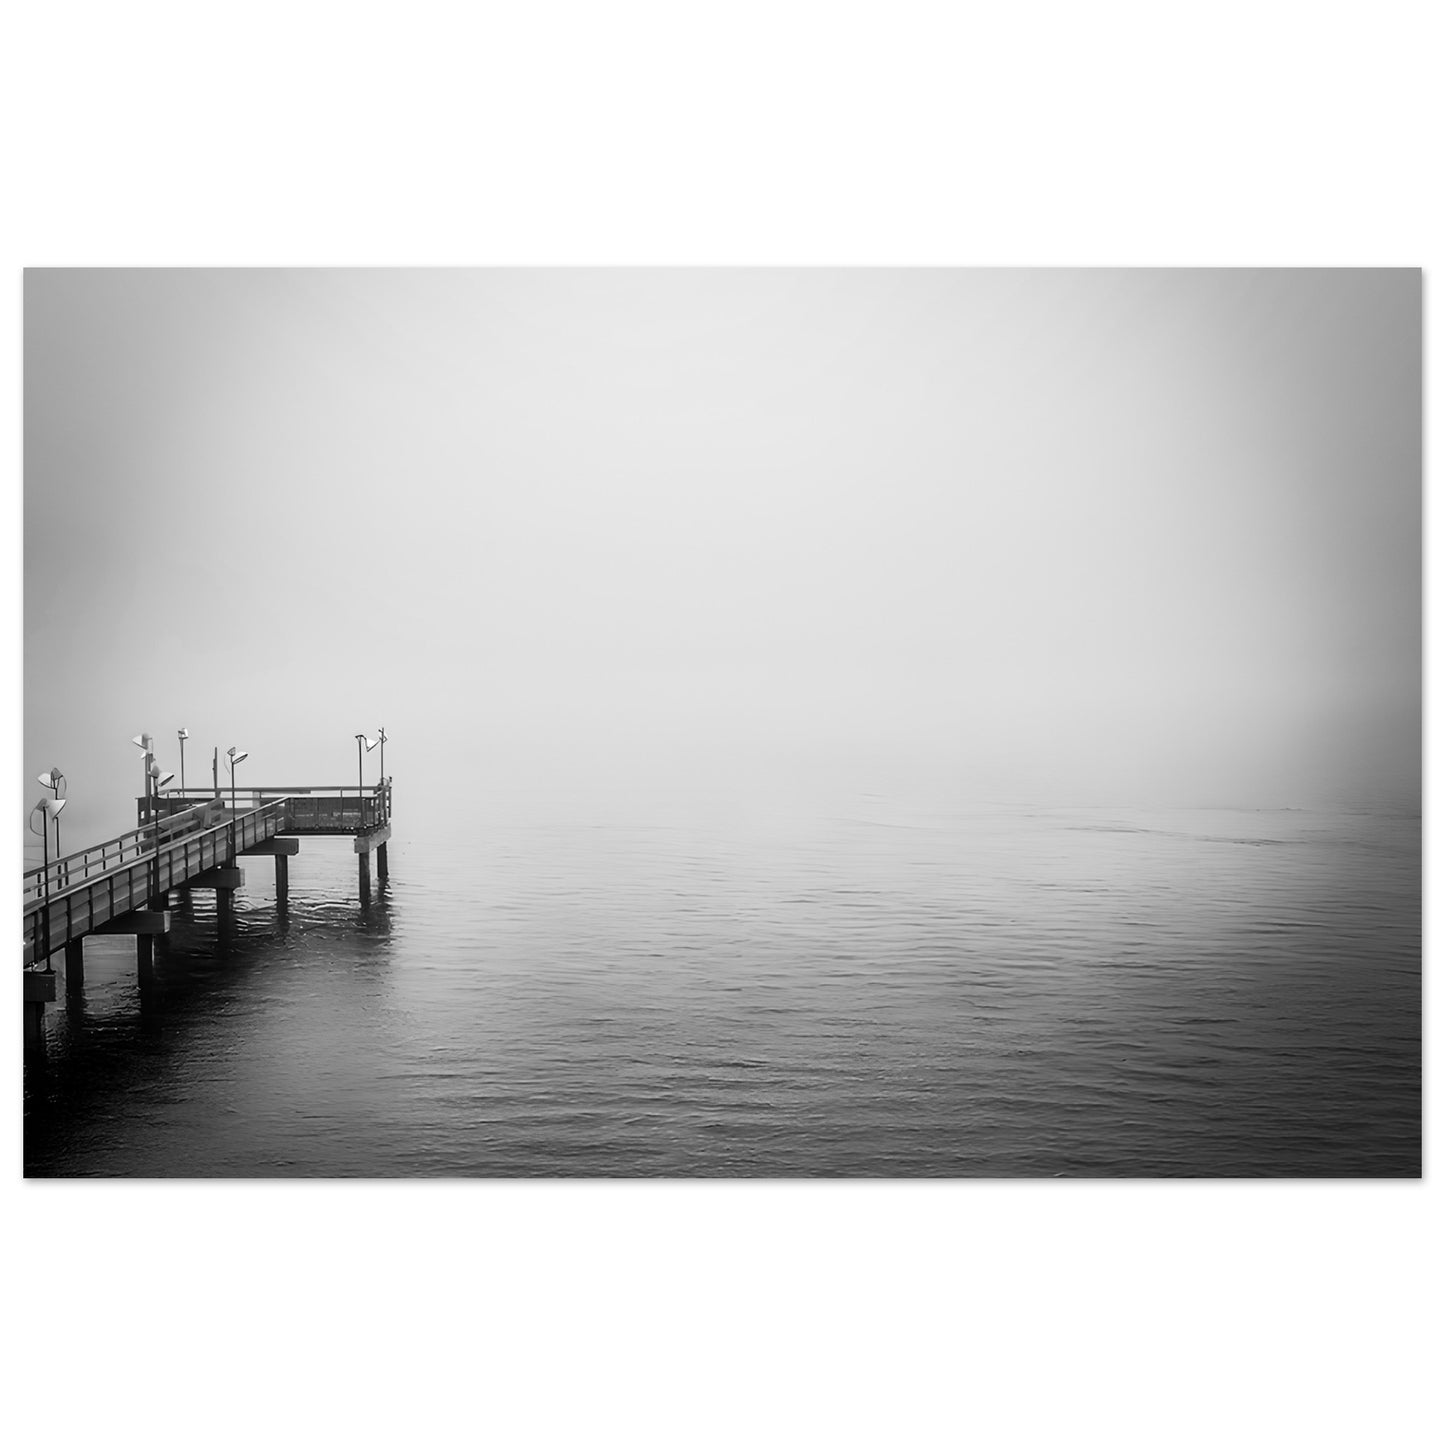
[24,800,1420,1177]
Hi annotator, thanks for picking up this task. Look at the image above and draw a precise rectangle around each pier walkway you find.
[22,782,392,1048]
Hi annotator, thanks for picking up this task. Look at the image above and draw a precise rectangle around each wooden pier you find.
[22,781,392,1050]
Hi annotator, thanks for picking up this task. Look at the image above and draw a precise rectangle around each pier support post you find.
[65,939,85,1000]
[238,841,296,917]
[137,933,155,988]
[137,900,171,985]
[187,866,243,932]
[24,972,56,1053]
[353,823,389,907]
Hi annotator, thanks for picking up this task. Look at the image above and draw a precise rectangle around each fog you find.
[23,269,1420,854]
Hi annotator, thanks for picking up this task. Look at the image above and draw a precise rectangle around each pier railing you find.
[23,798,292,969]
[23,800,225,905]
[151,781,391,834]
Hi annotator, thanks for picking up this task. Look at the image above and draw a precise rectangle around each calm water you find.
[24,798,1421,1177]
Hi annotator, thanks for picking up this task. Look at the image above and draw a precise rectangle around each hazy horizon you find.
[23,269,1421,853]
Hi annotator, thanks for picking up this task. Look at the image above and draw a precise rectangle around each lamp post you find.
[149,759,175,820]
[147,759,175,903]
[377,726,387,822]
[355,733,378,828]
[132,732,154,825]
[30,796,66,968]
[226,747,249,859]
[178,727,189,792]
[37,767,65,861]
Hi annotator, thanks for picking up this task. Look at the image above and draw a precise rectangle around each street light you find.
[178,727,190,791]
[148,760,175,853]
[226,747,248,858]
[146,760,174,903]
[132,732,156,825]
[38,768,65,857]
[377,726,387,821]
[29,796,66,968]
[355,733,378,828]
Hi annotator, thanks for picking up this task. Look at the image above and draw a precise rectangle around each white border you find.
[6,4,1437,1441]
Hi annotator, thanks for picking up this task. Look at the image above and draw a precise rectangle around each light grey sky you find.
[23,269,1421,847]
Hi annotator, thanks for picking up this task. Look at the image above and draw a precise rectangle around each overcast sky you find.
[23,268,1420,848]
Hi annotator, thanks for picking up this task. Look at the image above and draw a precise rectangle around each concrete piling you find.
[24,970,56,1052]
[65,939,85,999]
[137,933,154,988]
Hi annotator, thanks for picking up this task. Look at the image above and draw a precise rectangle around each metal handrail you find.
[22,802,223,903]
[158,780,392,829]
[22,797,296,965]
[160,784,389,797]
[22,799,287,913]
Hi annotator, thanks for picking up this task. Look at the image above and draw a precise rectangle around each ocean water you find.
[23,797,1420,1177]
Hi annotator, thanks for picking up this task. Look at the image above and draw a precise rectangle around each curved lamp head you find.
[356,734,379,752]
[226,748,249,770]
[132,733,154,754]
[178,727,190,741]
[152,770,175,790]
[29,800,62,835]
[38,769,65,793]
